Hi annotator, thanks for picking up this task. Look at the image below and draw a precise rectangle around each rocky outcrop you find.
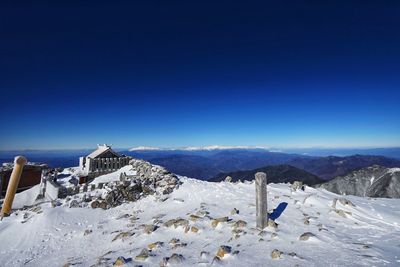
[317,165,400,198]
[69,158,181,209]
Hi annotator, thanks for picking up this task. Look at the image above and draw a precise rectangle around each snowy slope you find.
[1,171,400,266]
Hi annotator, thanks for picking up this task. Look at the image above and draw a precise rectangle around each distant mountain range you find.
[209,164,323,185]
[2,148,400,183]
[132,150,307,180]
[287,154,400,180]
[317,165,400,198]
[129,149,400,181]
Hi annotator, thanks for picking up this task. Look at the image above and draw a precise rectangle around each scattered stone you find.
[216,245,232,259]
[230,208,239,215]
[143,224,158,234]
[191,226,199,233]
[267,220,278,229]
[224,176,232,182]
[232,220,247,228]
[84,229,92,236]
[291,181,303,191]
[112,231,134,242]
[338,198,356,207]
[116,214,130,220]
[169,238,187,249]
[135,248,150,261]
[196,210,210,217]
[91,200,100,209]
[164,219,177,227]
[303,218,310,225]
[189,214,202,222]
[231,228,244,235]
[299,232,316,241]
[69,200,79,208]
[113,256,131,266]
[271,232,278,238]
[169,238,180,245]
[160,254,185,266]
[168,253,185,264]
[336,209,346,217]
[211,217,229,228]
[288,252,298,257]
[173,218,189,228]
[99,201,108,210]
[271,249,282,259]
[258,231,268,237]
[148,241,164,250]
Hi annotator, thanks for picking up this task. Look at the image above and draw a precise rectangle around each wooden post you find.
[1,156,27,218]
[255,172,268,229]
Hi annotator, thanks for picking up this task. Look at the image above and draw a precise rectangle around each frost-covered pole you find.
[1,156,27,219]
[255,172,268,229]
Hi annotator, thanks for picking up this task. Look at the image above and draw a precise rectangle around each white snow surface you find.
[1,174,400,266]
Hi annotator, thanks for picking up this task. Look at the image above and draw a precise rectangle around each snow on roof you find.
[86,144,120,158]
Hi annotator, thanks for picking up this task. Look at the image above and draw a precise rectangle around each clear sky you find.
[1,1,399,150]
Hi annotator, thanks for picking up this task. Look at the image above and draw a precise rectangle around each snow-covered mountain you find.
[129,145,269,151]
[317,165,400,198]
[1,160,399,266]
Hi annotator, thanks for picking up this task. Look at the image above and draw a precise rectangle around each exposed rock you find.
[291,181,303,191]
[164,219,177,227]
[84,229,92,236]
[168,238,187,249]
[196,210,210,217]
[232,220,247,228]
[113,256,130,266]
[230,208,239,215]
[303,218,310,225]
[216,245,232,258]
[211,217,229,228]
[99,201,108,210]
[189,214,202,222]
[299,232,316,241]
[112,231,134,242]
[173,218,189,228]
[338,198,356,207]
[317,165,400,198]
[135,248,150,261]
[224,176,232,182]
[191,226,199,233]
[267,219,278,229]
[169,238,180,245]
[142,224,158,234]
[69,200,79,208]
[91,200,100,209]
[160,253,185,266]
[148,241,164,250]
[271,249,282,259]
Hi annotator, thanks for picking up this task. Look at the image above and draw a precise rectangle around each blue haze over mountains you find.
[1,147,400,181]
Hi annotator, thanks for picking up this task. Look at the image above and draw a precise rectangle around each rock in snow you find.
[317,165,400,198]
[1,159,400,266]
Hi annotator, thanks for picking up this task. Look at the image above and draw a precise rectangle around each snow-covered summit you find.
[1,161,400,266]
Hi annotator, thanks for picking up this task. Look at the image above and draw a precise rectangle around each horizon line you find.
[1,145,400,152]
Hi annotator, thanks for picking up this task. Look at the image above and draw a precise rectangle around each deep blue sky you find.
[1,1,399,149]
